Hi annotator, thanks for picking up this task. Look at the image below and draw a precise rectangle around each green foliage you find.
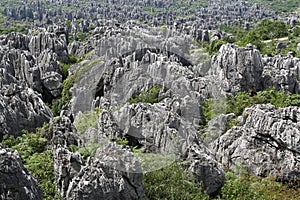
[202,96,228,124]
[206,39,227,55]
[236,30,265,50]
[2,128,58,200]
[143,162,209,200]
[222,172,300,200]
[61,54,82,80]
[217,19,300,57]
[202,88,300,126]
[130,86,163,104]
[115,137,129,147]
[77,143,101,160]
[74,110,100,135]
[25,150,57,200]
[76,31,91,42]
[50,69,78,116]
[256,20,289,40]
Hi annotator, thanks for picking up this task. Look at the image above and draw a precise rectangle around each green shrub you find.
[2,128,59,200]
[202,88,300,127]
[74,110,100,135]
[222,171,300,200]
[143,162,209,200]
[77,143,101,160]
[51,69,78,116]
[202,96,228,124]
[60,54,81,80]
[130,86,163,104]
[206,39,227,55]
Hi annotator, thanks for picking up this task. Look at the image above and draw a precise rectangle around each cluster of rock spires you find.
[3,0,276,42]
[54,28,300,199]
[1,1,300,200]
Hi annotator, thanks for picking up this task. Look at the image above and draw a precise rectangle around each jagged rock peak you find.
[0,145,42,200]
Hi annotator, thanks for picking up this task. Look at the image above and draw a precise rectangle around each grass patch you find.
[143,162,209,200]
[222,171,300,200]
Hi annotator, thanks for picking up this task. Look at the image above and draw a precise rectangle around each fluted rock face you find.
[0,45,52,136]
[52,109,146,200]
[209,44,264,97]
[0,145,42,200]
[211,104,300,181]
[262,55,300,93]
[29,30,69,63]
[36,49,63,98]
[0,86,52,137]
[208,44,300,96]
[65,143,146,200]
[0,28,69,136]
[53,141,146,200]
[69,43,225,195]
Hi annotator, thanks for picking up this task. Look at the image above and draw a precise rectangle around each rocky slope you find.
[53,34,300,198]
[0,27,70,137]
[0,1,300,198]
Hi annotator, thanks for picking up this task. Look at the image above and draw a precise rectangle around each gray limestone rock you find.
[65,142,146,200]
[0,86,52,137]
[261,55,300,93]
[211,104,300,182]
[29,30,69,63]
[0,145,42,200]
[95,103,225,195]
[209,44,264,97]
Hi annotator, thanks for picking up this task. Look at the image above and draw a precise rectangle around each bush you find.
[51,69,78,116]
[143,162,209,200]
[202,88,300,127]
[222,171,300,200]
[130,86,163,104]
[2,127,59,200]
[206,39,227,55]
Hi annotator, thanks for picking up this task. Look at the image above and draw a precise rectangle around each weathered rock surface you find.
[211,104,300,182]
[66,142,146,200]
[53,142,146,200]
[69,42,225,195]
[0,28,69,136]
[208,44,264,97]
[52,108,146,200]
[262,55,300,93]
[208,44,300,97]
[0,145,42,200]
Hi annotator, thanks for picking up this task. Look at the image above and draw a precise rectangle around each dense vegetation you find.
[222,170,300,200]
[203,88,300,125]
[143,162,209,200]
[1,126,59,200]
[143,159,300,199]
[207,19,300,57]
